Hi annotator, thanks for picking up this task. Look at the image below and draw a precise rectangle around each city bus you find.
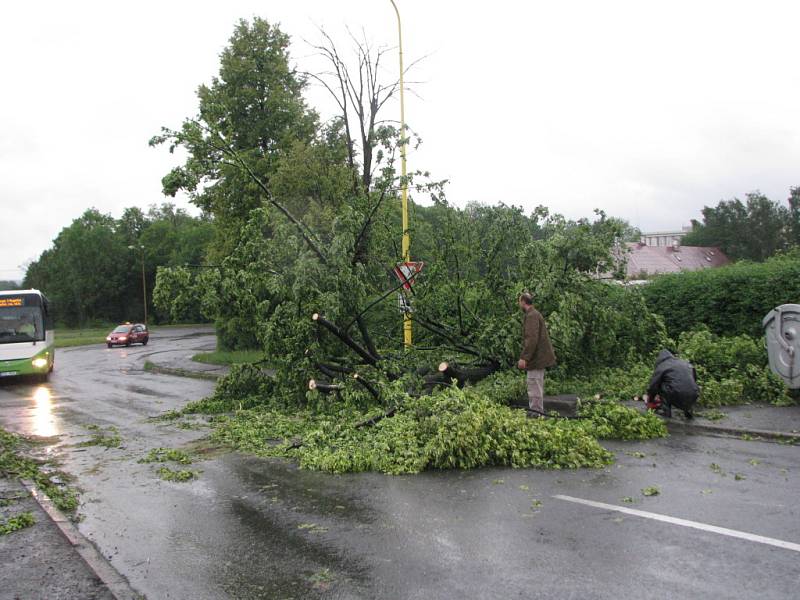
[0,289,55,381]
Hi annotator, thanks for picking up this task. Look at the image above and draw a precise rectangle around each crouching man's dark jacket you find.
[647,350,699,410]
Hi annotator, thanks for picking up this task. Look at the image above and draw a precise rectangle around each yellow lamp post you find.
[128,244,147,326]
[389,0,412,347]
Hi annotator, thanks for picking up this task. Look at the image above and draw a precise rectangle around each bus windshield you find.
[0,306,44,343]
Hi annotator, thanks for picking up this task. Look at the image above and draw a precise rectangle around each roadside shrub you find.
[184,363,275,413]
[215,315,259,351]
[675,328,791,406]
[697,377,744,407]
[741,366,793,406]
[642,252,800,338]
[532,282,668,376]
[678,328,765,377]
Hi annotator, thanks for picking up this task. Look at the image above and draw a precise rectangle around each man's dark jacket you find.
[520,307,556,370]
[647,350,699,410]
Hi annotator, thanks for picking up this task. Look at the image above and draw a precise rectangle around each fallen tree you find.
[152,20,676,473]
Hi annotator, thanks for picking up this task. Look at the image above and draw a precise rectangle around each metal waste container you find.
[763,304,800,389]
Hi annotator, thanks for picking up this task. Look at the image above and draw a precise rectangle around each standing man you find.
[517,292,556,415]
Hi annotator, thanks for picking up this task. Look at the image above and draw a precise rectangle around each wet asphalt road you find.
[1,327,799,599]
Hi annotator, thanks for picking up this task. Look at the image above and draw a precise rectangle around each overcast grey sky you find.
[2,0,798,282]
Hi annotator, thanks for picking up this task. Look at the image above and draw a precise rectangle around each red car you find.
[106,323,149,348]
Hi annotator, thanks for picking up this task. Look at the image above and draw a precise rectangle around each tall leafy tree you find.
[152,22,430,350]
[150,18,318,258]
[682,191,791,261]
[118,207,147,246]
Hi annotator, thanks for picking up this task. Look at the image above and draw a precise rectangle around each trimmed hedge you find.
[642,252,800,338]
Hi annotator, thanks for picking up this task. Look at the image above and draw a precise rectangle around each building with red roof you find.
[623,241,730,279]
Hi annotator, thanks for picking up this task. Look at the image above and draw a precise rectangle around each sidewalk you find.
[622,400,800,442]
[0,477,138,599]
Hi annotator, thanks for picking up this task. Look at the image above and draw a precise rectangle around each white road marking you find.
[553,494,800,553]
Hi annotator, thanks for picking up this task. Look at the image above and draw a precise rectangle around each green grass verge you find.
[55,327,112,348]
[55,323,211,348]
[191,349,264,366]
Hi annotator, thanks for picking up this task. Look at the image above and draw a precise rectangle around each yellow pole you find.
[390,0,412,347]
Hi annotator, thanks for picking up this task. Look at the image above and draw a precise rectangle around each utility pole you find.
[128,245,147,326]
[390,0,412,347]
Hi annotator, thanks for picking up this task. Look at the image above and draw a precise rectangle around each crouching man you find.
[646,349,699,419]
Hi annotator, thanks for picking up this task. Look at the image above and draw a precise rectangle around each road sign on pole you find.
[392,261,424,291]
[398,293,413,313]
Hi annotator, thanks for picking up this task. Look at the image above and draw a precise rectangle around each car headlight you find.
[106,336,111,341]
[32,357,48,369]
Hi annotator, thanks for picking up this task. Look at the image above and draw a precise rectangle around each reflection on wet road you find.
[31,385,57,437]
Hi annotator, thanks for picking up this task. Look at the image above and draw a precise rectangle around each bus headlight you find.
[32,357,48,369]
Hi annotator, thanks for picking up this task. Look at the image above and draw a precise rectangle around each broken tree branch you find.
[352,373,380,400]
[312,313,378,365]
[308,379,342,393]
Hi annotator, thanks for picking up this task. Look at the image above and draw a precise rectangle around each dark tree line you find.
[682,188,800,262]
[23,204,213,327]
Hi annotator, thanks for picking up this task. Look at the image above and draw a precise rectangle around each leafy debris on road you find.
[78,425,121,449]
[157,467,198,482]
[139,447,193,465]
[0,512,35,535]
[1,428,78,513]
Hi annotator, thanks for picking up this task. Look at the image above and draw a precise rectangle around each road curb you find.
[665,420,800,443]
[20,479,142,600]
